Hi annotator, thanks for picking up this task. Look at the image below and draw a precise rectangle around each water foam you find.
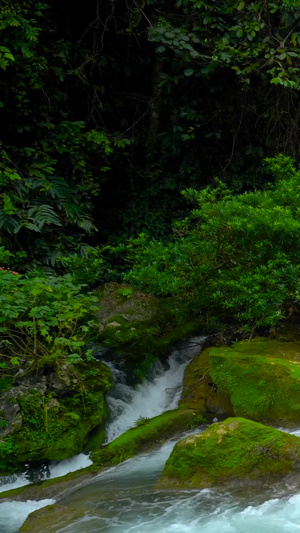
[0,452,92,496]
[0,499,55,533]
[56,488,300,533]
[48,452,92,478]
[0,474,30,494]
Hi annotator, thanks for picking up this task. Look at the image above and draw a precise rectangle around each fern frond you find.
[27,204,62,229]
[48,176,73,199]
[77,217,97,234]
[0,207,21,234]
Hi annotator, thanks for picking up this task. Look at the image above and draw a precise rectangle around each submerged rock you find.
[19,504,85,533]
[160,417,300,489]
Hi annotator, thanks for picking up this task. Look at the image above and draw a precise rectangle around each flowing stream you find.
[2,335,300,532]
[50,441,300,533]
[0,336,206,532]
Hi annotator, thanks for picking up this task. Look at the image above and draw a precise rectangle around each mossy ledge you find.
[90,408,204,468]
[160,417,300,489]
[0,408,204,503]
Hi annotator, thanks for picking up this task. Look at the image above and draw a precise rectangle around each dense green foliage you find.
[1,0,300,257]
[0,0,128,264]
[0,259,98,379]
[124,155,300,333]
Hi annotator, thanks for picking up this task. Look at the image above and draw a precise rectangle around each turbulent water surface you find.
[3,336,300,532]
[56,439,300,533]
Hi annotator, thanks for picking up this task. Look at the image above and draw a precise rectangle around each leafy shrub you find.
[124,156,300,334]
[0,265,98,376]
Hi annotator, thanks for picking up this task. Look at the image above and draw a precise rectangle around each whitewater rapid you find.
[46,435,300,533]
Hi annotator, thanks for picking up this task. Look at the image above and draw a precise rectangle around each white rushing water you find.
[0,499,55,533]
[0,453,92,495]
[48,453,92,479]
[0,474,30,495]
[59,491,300,533]
[105,336,208,442]
[0,454,92,533]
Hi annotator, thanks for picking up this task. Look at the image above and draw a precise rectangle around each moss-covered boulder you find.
[180,347,234,417]
[91,408,205,468]
[160,417,300,489]
[182,338,300,426]
[0,360,112,473]
[209,339,300,425]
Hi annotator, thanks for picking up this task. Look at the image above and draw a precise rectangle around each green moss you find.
[91,409,204,467]
[180,347,234,416]
[160,417,300,488]
[0,360,112,472]
[0,376,13,392]
[209,339,300,424]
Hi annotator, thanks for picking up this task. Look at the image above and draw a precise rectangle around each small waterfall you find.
[0,336,206,494]
[105,335,207,442]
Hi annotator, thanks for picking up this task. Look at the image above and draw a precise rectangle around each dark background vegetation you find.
[1,0,300,373]
[1,0,300,260]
